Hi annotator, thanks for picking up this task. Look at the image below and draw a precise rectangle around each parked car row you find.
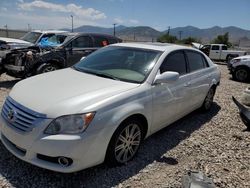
[0,31,122,78]
[0,42,221,172]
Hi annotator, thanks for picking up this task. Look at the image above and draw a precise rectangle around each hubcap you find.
[114,123,141,163]
[43,66,57,73]
[204,89,214,109]
[236,69,247,81]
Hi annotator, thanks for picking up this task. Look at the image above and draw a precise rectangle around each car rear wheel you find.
[106,119,143,166]
[233,67,249,82]
[201,87,215,111]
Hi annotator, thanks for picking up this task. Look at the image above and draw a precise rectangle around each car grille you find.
[1,96,46,132]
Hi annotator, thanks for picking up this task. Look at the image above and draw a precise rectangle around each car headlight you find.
[44,112,95,135]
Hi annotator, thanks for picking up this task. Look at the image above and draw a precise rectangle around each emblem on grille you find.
[7,109,16,122]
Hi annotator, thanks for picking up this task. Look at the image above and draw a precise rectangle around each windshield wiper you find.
[91,71,121,81]
[72,67,120,81]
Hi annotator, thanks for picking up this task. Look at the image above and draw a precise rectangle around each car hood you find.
[0,37,32,44]
[9,68,139,118]
[234,55,250,60]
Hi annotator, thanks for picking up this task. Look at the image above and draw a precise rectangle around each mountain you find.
[168,26,250,43]
[117,26,162,42]
[71,25,126,34]
[62,25,250,46]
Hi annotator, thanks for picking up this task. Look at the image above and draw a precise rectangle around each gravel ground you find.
[0,64,249,188]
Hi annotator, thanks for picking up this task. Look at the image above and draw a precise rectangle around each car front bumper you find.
[0,116,107,173]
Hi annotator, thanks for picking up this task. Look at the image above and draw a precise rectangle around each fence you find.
[0,28,27,39]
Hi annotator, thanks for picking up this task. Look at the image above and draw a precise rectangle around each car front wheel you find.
[106,119,143,166]
[233,67,249,82]
[37,64,59,74]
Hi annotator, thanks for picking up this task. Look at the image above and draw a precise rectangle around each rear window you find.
[186,51,208,72]
[211,45,219,50]
[93,36,109,47]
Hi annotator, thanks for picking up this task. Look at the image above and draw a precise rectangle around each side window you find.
[160,51,187,75]
[72,36,92,48]
[221,45,227,50]
[93,36,109,47]
[211,45,219,50]
[186,51,207,72]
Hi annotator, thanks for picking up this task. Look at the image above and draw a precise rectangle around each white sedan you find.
[228,55,250,82]
[0,43,220,173]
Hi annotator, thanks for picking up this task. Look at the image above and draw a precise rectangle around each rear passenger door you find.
[209,45,220,60]
[185,50,211,108]
[66,36,94,66]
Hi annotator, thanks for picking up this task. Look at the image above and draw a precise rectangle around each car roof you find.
[32,30,67,34]
[111,42,196,52]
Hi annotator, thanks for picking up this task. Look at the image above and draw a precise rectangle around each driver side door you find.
[151,50,192,134]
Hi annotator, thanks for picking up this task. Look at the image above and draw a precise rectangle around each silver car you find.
[0,43,220,172]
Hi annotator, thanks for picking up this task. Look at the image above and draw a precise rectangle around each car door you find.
[185,50,211,109]
[209,45,220,60]
[66,36,95,66]
[151,51,192,133]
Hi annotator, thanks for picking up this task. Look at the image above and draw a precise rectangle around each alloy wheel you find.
[114,123,141,163]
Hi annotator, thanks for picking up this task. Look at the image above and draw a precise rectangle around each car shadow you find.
[0,79,20,89]
[0,103,221,188]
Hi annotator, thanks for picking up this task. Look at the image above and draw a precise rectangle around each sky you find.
[0,0,250,31]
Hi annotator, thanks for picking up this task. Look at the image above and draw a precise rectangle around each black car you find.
[0,33,122,78]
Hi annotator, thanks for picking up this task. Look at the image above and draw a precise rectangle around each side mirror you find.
[154,71,179,84]
[80,56,86,61]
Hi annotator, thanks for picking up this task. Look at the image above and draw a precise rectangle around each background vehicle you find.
[228,55,250,82]
[0,33,122,78]
[199,44,247,62]
[0,30,66,51]
[0,43,220,173]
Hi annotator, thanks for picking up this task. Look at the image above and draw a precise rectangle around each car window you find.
[93,36,109,47]
[186,51,207,72]
[74,46,162,83]
[20,32,42,44]
[72,36,92,48]
[160,51,187,75]
[211,45,219,50]
[221,45,227,50]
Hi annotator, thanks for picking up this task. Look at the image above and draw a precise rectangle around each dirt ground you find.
[0,64,249,188]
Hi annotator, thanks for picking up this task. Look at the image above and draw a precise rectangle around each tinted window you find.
[160,51,187,75]
[186,51,207,72]
[93,36,109,47]
[211,45,219,50]
[72,36,92,48]
[222,45,227,50]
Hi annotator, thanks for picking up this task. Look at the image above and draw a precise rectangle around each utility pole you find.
[71,15,74,32]
[178,31,183,40]
[113,23,117,36]
[167,26,170,35]
[133,33,136,41]
[28,24,31,31]
[4,24,8,37]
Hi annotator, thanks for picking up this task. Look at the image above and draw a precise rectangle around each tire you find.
[37,64,59,74]
[105,118,143,166]
[201,87,216,111]
[233,67,249,82]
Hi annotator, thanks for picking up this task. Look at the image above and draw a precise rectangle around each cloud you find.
[114,18,124,24]
[18,0,106,20]
[1,7,7,11]
[129,19,139,24]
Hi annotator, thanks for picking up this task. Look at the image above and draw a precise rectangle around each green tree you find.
[180,37,200,45]
[212,32,232,47]
[157,34,178,43]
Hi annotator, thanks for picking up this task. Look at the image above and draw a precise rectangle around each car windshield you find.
[74,46,162,83]
[20,32,42,44]
[37,34,67,47]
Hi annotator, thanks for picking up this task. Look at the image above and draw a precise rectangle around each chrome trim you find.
[1,96,47,132]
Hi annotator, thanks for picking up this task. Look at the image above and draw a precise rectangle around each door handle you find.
[184,82,191,87]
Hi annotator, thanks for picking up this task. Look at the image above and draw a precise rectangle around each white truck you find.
[192,43,247,62]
